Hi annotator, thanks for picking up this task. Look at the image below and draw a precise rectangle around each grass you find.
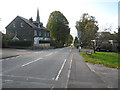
[80,51,119,69]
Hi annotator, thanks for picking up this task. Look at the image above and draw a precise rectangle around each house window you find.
[34,30,37,36]
[21,22,23,27]
[13,23,16,28]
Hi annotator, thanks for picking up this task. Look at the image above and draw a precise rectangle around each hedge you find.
[39,40,50,43]
[50,40,64,48]
[2,40,33,47]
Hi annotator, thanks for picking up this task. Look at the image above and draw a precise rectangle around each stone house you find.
[5,9,50,45]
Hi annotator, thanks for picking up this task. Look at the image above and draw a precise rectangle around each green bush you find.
[50,40,63,48]
[2,40,9,47]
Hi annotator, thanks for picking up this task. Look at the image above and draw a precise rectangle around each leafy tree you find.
[46,11,70,47]
[2,32,14,40]
[76,13,99,49]
[118,27,120,52]
[91,26,118,53]
[0,31,2,48]
[65,34,73,46]
[74,37,79,48]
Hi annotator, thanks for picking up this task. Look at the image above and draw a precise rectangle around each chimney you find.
[29,17,33,22]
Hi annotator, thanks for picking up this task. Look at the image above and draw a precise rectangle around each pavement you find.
[0,47,119,89]
[86,63,118,88]
[68,49,107,88]
[1,48,42,59]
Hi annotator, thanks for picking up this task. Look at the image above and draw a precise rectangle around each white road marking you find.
[55,59,67,81]
[65,54,73,88]
[68,55,73,78]
[21,57,43,67]
[86,63,95,72]
[45,52,53,56]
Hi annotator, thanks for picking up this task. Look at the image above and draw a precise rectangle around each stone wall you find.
[33,43,50,48]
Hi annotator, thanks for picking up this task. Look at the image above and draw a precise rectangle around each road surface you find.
[0,47,118,89]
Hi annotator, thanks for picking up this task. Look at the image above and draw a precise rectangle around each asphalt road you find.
[1,47,118,89]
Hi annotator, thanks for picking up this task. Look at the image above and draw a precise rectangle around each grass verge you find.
[80,51,119,69]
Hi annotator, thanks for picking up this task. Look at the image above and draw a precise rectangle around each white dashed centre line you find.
[55,59,67,81]
[21,57,43,67]
[65,54,73,88]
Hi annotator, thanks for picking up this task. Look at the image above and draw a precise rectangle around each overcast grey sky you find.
[0,0,118,38]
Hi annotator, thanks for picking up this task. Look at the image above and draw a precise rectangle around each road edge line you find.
[65,54,73,88]
[86,63,95,72]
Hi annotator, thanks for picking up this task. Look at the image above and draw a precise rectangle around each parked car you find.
[95,44,112,52]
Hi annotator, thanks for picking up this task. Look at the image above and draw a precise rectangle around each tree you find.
[65,34,73,46]
[92,32,111,53]
[75,13,99,49]
[91,26,116,53]
[46,11,70,47]
[2,32,14,40]
[74,37,79,48]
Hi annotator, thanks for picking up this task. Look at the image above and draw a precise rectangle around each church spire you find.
[36,8,40,22]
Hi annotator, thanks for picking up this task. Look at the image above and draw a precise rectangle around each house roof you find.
[18,16,38,28]
[5,16,37,29]
[6,15,49,32]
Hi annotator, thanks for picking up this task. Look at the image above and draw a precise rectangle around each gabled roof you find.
[5,15,49,32]
[18,16,38,28]
[6,16,38,29]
